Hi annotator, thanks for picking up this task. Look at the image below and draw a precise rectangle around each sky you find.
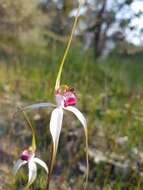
[87,0,143,46]
[41,0,143,46]
[71,0,143,46]
[95,0,143,46]
[115,0,143,45]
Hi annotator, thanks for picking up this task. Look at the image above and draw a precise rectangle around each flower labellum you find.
[20,149,33,161]
[63,90,77,107]
[55,85,77,107]
[13,148,48,187]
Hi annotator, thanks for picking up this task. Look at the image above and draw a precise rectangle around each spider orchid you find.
[19,85,89,189]
[13,112,48,188]
[16,1,89,189]
[13,148,49,187]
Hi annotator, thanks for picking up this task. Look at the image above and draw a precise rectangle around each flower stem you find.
[84,127,89,190]
[22,111,36,151]
[46,144,53,190]
[55,2,82,90]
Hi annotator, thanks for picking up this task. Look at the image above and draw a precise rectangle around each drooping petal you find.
[27,160,37,187]
[64,106,89,190]
[33,157,49,174]
[13,159,27,175]
[19,103,56,112]
[64,106,87,128]
[49,107,63,173]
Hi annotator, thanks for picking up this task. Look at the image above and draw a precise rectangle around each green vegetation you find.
[1,0,143,189]
[1,40,143,189]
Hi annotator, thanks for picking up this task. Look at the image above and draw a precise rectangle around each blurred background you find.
[0,0,143,189]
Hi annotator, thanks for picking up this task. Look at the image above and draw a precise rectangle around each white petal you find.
[13,159,27,175]
[64,106,89,189]
[20,103,56,112]
[33,157,49,174]
[64,106,87,129]
[50,107,63,155]
[28,160,37,187]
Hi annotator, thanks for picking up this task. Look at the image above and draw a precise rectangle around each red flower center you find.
[56,85,77,107]
[63,91,77,107]
[20,149,33,161]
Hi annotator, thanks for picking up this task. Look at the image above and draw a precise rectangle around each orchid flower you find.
[13,112,49,188]
[13,148,48,187]
[16,1,89,189]
[19,85,89,189]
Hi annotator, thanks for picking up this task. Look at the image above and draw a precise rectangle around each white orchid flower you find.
[20,85,89,188]
[13,148,48,187]
[14,0,88,188]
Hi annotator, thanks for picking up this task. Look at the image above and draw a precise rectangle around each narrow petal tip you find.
[13,159,27,175]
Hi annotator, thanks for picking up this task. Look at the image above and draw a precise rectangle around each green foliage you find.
[0,0,47,53]
[98,51,143,93]
[0,42,143,189]
[1,0,143,189]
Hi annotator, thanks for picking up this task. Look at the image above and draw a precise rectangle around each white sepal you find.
[64,106,87,129]
[13,159,27,175]
[50,107,63,155]
[34,157,49,174]
[21,102,56,111]
[65,106,89,190]
[28,160,37,187]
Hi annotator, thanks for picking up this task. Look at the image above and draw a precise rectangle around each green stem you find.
[22,111,36,151]
[55,2,82,90]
